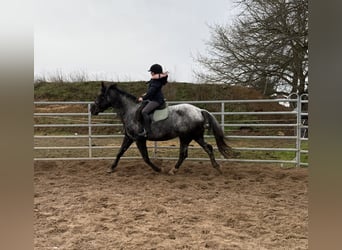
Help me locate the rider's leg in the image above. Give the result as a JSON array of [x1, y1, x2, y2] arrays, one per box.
[[141, 112, 152, 135], [138, 101, 160, 137]]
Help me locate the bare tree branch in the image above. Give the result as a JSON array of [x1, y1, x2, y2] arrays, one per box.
[[195, 0, 308, 96]]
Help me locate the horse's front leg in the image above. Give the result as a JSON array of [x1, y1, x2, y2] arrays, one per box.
[[135, 139, 162, 173], [107, 134, 134, 173]]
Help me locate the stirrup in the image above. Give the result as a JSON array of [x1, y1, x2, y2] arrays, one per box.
[[137, 128, 147, 137]]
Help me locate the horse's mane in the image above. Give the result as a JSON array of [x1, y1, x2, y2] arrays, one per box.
[[107, 84, 139, 103]]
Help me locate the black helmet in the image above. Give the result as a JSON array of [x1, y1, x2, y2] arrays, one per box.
[[148, 64, 163, 74]]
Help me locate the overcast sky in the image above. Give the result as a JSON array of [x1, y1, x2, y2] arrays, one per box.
[[34, 0, 238, 83]]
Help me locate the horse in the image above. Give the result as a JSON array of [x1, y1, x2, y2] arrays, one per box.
[[90, 82, 233, 175]]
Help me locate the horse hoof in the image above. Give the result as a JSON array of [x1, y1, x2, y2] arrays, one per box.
[[106, 168, 114, 174], [168, 168, 177, 175], [215, 166, 223, 174]]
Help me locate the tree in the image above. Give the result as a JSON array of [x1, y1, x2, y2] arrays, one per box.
[[196, 0, 308, 96]]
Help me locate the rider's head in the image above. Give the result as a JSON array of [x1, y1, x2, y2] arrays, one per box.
[[148, 64, 163, 74]]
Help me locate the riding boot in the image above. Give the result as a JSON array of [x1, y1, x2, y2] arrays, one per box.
[[137, 112, 151, 137], [142, 112, 152, 135]]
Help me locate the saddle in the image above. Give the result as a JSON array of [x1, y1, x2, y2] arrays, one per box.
[[135, 102, 169, 123], [152, 103, 169, 122]]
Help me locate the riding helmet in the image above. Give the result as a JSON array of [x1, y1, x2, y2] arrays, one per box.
[[148, 64, 163, 74]]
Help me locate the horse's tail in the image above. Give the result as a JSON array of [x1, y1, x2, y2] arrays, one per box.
[[201, 110, 234, 158]]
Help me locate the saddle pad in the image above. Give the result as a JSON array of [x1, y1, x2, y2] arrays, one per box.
[[153, 106, 169, 122]]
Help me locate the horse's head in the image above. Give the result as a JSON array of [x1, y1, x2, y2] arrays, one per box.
[[90, 82, 112, 115]]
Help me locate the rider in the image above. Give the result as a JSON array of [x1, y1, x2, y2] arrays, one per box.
[[137, 64, 168, 137]]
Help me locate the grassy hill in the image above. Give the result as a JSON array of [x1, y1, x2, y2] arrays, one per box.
[[34, 81, 290, 113], [34, 81, 271, 101]]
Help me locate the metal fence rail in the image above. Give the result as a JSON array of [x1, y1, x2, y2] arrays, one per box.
[[34, 94, 308, 166]]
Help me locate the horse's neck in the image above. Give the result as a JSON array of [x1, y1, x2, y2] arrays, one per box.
[[116, 96, 138, 120], [107, 88, 139, 122]]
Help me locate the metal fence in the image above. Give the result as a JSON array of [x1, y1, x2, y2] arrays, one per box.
[[34, 94, 308, 167]]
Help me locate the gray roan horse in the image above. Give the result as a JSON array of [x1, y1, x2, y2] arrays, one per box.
[[91, 82, 233, 175]]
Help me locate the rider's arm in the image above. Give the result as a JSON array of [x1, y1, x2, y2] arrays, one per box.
[[150, 72, 168, 79]]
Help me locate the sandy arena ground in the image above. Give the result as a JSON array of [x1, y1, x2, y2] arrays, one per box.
[[34, 160, 308, 249]]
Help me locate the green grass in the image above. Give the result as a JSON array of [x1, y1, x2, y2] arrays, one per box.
[[34, 81, 291, 105]]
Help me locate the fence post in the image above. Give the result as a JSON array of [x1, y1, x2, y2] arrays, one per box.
[[299, 94, 309, 167], [296, 95, 301, 167], [88, 103, 92, 158], [153, 141, 157, 159], [221, 102, 225, 131], [221, 102, 225, 159]]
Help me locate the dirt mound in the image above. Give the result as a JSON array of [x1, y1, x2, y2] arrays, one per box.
[[34, 160, 308, 249]]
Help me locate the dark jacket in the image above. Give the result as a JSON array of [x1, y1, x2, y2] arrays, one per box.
[[142, 76, 167, 104]]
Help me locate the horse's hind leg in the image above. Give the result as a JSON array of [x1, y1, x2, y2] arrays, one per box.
[[169, 137, 191, 175], [136, 139, 162, 173], [195, 136, 222, 174], [108, 134, 134, 173]]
